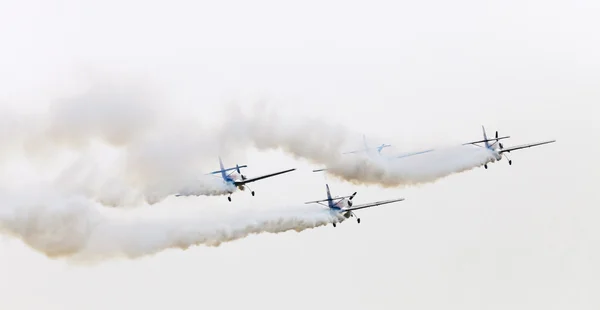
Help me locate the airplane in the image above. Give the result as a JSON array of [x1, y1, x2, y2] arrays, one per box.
[[463, 125, 556, 169], [305, 184, 405, 227], [176, 157, 296, 202], [342, 134, 392, 155], [311, 135, 434, 172]]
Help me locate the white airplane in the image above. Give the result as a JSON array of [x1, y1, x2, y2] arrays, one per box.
[[342, 134, 434, 158], [463, 126, 556, 169], [305, 184, 405, 227], [342, 134, 392, 155], [176, 157, 296, 202], [312, 135, 434, 172]]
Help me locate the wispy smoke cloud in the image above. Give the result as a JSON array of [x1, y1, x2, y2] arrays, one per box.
[[1, 79, 496, 205], [1, 76, 240, 206], [0, 78, 498, 263]]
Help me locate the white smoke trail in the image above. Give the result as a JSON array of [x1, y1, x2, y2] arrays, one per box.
[[218, 103, 498, 187], [0, 186, 342, 263], [53, 153, 234, 207], [0, 76, 242, 206], [321, 145, 496, 187]]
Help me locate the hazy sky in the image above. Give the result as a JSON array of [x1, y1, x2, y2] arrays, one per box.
[[1, 0, 599, 309]]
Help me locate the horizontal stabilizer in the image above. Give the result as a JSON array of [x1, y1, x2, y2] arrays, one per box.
[[207, 165, 248, 175], [342, 145, 391, 154], [304, 198, 330, 204], [305, 194, 355, 204], [462, 136, 510, 145]]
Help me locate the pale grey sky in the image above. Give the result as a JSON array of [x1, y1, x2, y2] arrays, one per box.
[[1, 0, 599, 309]]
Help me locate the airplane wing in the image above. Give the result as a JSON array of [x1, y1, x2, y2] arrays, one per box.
[[233, 168, 296, 186], [207, 165, 248, 175], [342, 146, 390, 154], [341, 150, 363, 154], [396, 149, 434, 158], [342, 198, 405, 211], [312, 168, 328, 172], [304, 198, 330, 204], [498, 140, 556, 153], [462, 136, 510, 145], [305, 195, 353, 204]]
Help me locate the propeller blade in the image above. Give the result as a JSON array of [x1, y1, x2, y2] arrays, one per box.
[[350, 192, 357, 200], [495, 131, 498, 139]]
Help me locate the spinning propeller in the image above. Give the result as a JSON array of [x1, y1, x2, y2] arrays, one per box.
[[232, 164, 248, 180], [489, 131, 504, 149], [496, 131, 504, 149], [347, 191, 357, 206], [492, 131, 513, 165]]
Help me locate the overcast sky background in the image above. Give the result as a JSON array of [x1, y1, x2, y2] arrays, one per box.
[[1, 0, 599, 309]]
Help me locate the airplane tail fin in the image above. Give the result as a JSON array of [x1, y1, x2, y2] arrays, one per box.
[[482, 125, 490, 148], [326, 184, 333, 208], [218, 156, 227, 179]]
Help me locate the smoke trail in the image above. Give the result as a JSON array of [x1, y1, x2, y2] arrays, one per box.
[[218, 103, 497, 187], [53, 151, 233, 207], [0, 187, 342, 263], [0, 76, 242, 206], [0, 77, 162, 164], [320, 145, 496, 187]]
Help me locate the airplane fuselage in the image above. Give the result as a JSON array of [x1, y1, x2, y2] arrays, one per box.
[[481, 147, 503, 170], [222, 179, 237, 193], [328, 208, 352, 225], [488, 147, 503, 161], [328, 198, 355, 220], [222, 176, 245, 193]]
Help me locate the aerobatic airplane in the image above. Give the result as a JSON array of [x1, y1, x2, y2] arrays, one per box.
[[176, 157, 296, 202], [305, 184, 405, 227], [463, 126, 556, 169], [312, 135, 434, 172], [342, 134, 392, 155], [342, 134, 434, 158]]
